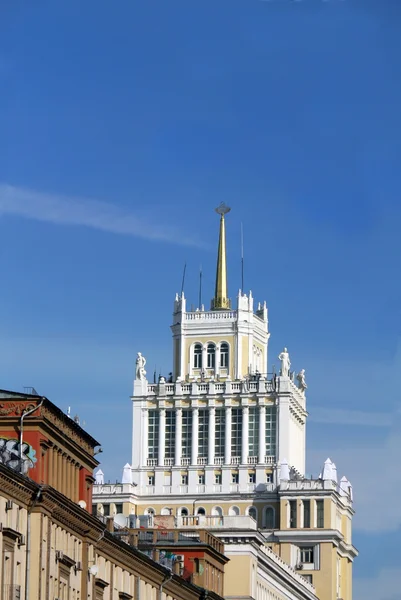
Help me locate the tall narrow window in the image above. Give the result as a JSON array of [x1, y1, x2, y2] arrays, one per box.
[[198, 409, 209, 458], [182, 410, 192, 459], [207, 343, 216, 368], [148, 410, 159, 459], [264, 506, 275, 529], [248, 407, 259, 457], [316, 500, 324, 528], [303, 500, 311, 528], [289, 500, 297, 528], [231, 408, 243, 459], [265, 406, 277, 459], [220, 343, 229, 368], [194, 344, 202, 369], [215, 409, 226, 459], [165, 410, 176, 460]]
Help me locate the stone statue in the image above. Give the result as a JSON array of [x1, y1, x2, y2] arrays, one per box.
[[278, 347, 291, 377], [136, 352, 147, 380], [296, 369, 307, 392]]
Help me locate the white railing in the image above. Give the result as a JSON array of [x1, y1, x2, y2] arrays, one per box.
[[144, 379, 275, 397], [197, 457, 208, 465], [265, 455, 275, 465], [215, 457, 224, 465], [230, 484, 240, 493], [181, 457, 191, 466], [196, 484, 206, 493], [164, 458, 174, 467], [213, 484, 222, 493], [231, 456, 240, 465], [248, 456, 258, 464], [185, 311, 237, 321], [176, 515, 257, 530], [179, 485, 188, 494], [147, 458, 158, 467], [247, 484, 256, 492]]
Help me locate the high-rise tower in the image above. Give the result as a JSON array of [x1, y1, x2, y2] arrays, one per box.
[[94, 207, 357, 600]]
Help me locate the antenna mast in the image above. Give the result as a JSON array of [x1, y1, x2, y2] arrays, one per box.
[[199, 265, 202, 309], [180, 262, 187, 295]]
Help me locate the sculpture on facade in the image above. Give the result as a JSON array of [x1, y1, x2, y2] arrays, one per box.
[[135, 352, 147, 380], [296, 369, 307, 392], [278, 347, 291, 377]]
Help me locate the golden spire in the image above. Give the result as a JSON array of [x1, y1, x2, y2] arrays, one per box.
[[211, 203, 231, 310]]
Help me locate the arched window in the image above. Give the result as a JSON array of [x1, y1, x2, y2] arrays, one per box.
[[248, 506, 257, 521], [229, 506, 240, 516], [161, 507, 172, 516], [194, 344, 202, 369], [145, 507, 155, 517], [180, 507, 189, 517], [196, 507, 206, 516], [207, 343, 216, 368], [220, 342, 229, 368], [211, 506, 223, 517], [263, 506, 275, 529]]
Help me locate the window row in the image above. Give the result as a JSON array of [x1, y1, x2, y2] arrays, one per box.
[[289, 499, 324, 529], [143, 504, 276, 527], [193, 342, 229, 369]]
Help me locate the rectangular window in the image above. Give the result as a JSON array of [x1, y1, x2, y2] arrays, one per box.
[[231, 472, 239, 484], [248, 407, 259, 457], [289, 500, 297, 528], [198, 409, 209, 458], [303, 500, 310, 528], [148, 410, 159, 459], [316, 500, 324, 528], [248, 472, 256, 483], [181, 474, 188, 485], [182, 410, 192, 458], [215, 473, 222, 484], [265, 406, 277, 458], [165, 410, 176, 459], [103, 504, 110, 517], [198, 474, 205, 484], [266, 472, 273, 483], [215, 409, 225, 458], [148, 475, 155, 486], [115, 504, 123, 514], [300, 546, 314, 564], [231, 408, 243, 459]]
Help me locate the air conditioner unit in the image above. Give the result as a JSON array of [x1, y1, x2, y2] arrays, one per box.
[[56, 550, 64, 562], [5, 500, 13, 511], [75, 561, 83, 572], [18, 534, 26, 547], [174, 555, 185, 563], [296, 562, 303, 570]]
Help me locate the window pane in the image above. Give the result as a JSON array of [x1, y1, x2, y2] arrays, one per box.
[[248, 407, 259, 457], [316, 500, 324, 528], [148, 410, 160, 459], [165, 410, 176, 459], [289, 500, 297, 528], [303, 500, 310, 528], [198, 409, 209, 458], [182, 410, 192, 458], [231, 408, 243, 458], [194, 344, 202, 368], [207, 344, 216, 368], [220, 343, 229, 368], [265, 406, 277, 459], [215, 409, 225, 458]]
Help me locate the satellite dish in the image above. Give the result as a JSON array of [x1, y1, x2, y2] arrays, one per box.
[[78, 500, 87, 510], [114, 514, 128, 528], [89, 565, 99, 576]]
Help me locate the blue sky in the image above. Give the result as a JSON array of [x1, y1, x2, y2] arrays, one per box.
[[1, 1, 400, 598]]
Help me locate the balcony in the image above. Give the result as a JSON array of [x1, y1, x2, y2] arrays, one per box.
[[230, 456, 240, 465], [147, 458, 157, 467], [247, 456, 258, 465], [144, 379, 275, 397], [181, 457, 191, 466], [197, 457, 208, 466], [176, 515, 257, 530], [265, 456, 275, 465], [196, 484, 206, 493], [164, 458, 174, 467], [215, 457, 224, 465]]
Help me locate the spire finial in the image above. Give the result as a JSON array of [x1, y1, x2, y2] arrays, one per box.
[[211, 203, 231, 310]]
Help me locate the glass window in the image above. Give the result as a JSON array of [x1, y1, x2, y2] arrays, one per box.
[[264, 507, 274, 529], [231, 472, 239, 484], [198, 409, 209, 458], [103, 504, 110, 517], [148, 410, 159, 459], [231, 408, 243, 459], [198, 474, 205, 484], [215, 409, 225, 458], [215, 473, 222, 484], [303, 500, 311, 528], [207, 343, 216, 368], [148, 475, 155, 485], [115, 504, 123, 514], [266, 472, 273, 483], [316, 500, 324, 528], [265, 406, 277, 459], [181, 474, 188, 485], [248, 407, 259, 457], [194, 344, 202, 369], [248, 507, 257, 520], [289, 500, 297, 528], [182, 410, 192, 458], [165, 410, 176, 459], [300, 546, 314, 564], [220, 343, 229, 368], [248, 472, 256, 483]]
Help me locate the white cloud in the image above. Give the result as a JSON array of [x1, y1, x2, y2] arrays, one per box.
[[354, 567, 401, 600], [0, 184, 203, 247]]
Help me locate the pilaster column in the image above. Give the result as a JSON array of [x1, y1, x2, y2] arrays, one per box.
[[175, 408, 183, 466], [158, 409, 166, 467], [192, 408, 199, 465], [208, 407, 216, 465], [225, 407, 232, 465], [242, 406, 249, 465], [259, 405, 266, 464], [70, 460, 75, 500], [142, 409, 149, 468], [48, 445, 54, 486], [75, 464, 80, 502]]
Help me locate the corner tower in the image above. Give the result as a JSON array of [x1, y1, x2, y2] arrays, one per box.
[[171, 204, 269, 382]]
